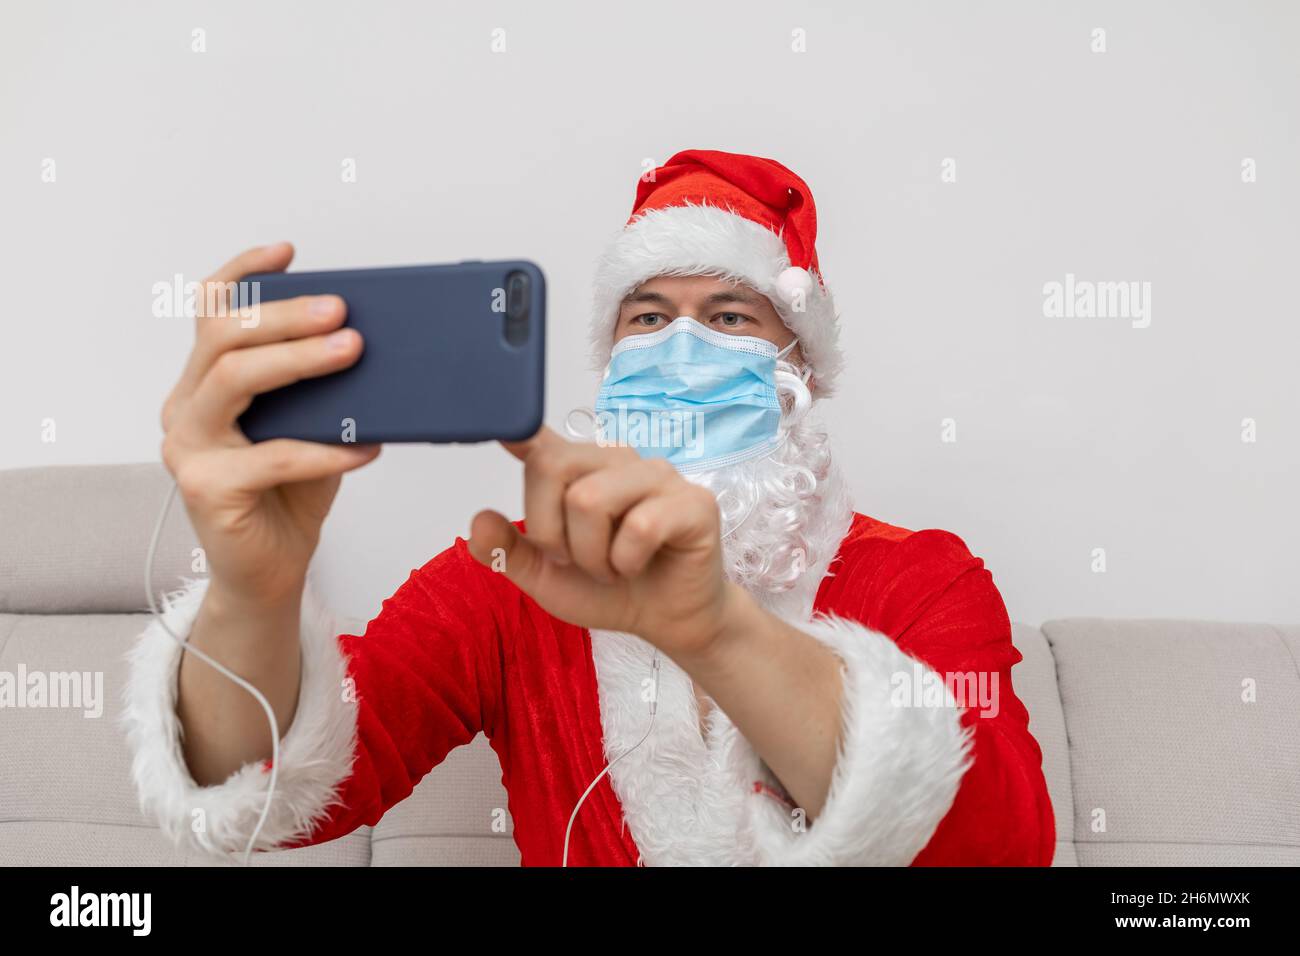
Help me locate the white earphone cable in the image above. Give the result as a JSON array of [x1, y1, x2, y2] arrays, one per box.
[[562, 649, 660, 867], [145, 479, 279, 867]]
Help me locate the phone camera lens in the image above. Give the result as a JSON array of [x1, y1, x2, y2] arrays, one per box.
[[503, 271, 531, 346], [507, 273, 529, 319]]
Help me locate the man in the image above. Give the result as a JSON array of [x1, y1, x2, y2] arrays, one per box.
[[123, 149, 1054, 866]]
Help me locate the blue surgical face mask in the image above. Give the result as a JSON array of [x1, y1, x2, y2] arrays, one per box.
[[593, 316, 796, 473]]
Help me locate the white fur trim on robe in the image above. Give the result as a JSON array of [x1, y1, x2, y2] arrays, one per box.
[[734, 614, 975, 866], [119, 576, 357, 859]]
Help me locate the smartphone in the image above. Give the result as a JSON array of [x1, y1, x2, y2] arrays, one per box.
[[234, 261, 545, 444]]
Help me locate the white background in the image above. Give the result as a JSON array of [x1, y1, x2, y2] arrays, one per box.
[[2, 0, 1296, 625]]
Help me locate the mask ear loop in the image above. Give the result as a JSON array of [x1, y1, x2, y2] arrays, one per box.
[[773, 337, 811, 431], [564, 407, 600, 442], [719, 492, 758, 540]]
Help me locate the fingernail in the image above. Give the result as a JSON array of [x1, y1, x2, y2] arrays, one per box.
[[312, 296, 340, 316], [326, 329, 355, 351]]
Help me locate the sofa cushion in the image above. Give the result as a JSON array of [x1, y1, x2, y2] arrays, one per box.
[[0, 464, 198, 614], [370, 738, 520, 866], [0, 610, 369, 866], [1045, 618, 1300, 865]]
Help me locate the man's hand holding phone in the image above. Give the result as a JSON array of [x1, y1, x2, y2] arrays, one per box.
[[162, 243, 382, 611], [160, 243, 380, 786]]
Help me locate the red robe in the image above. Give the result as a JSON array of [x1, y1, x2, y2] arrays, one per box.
[[268, 512, 1055, 866]]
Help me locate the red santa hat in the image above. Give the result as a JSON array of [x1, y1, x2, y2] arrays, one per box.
[[590, 149, 843, 394]]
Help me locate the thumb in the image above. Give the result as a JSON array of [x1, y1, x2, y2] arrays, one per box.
[[467, 510, 545, 592]]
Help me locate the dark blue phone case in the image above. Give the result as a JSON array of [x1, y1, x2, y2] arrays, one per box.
[[235, 260, 545, 444]]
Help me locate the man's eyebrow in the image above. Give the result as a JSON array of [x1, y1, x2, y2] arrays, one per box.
[[621, 290, 674, 307], [620, 286, 764, 308], [702, 288, 763, 307]]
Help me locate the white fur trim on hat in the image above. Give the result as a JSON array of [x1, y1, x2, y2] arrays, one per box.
[[590, 203, 844, 395], [737, 614, 975, 865], [119, 576, 358, 860]]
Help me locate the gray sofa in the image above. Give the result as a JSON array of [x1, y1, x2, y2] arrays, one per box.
[[2, 463, 1296, 866]]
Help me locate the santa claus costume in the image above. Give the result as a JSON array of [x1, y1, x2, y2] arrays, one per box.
[[122, 150, 1055, 867]]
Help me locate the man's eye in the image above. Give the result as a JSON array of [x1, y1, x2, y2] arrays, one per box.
[[714, 313, 750, 328], [633, 313, 667, 327]]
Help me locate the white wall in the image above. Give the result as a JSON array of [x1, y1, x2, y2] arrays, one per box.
[[2, 0, 1296, 625]]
